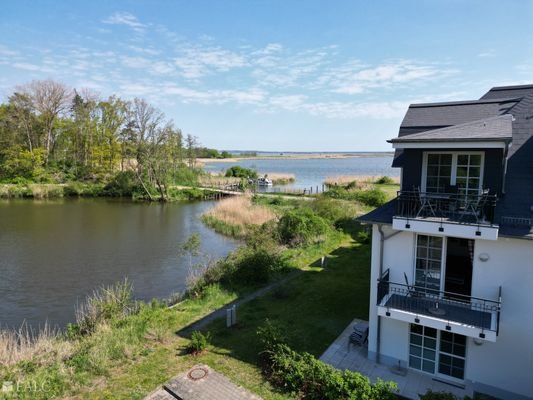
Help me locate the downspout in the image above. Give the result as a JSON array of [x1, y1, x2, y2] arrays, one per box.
[[376, 224, 401, 364]]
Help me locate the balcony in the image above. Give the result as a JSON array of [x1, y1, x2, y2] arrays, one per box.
[[377, 270, 502, 342], [392, 190, 499, 240]]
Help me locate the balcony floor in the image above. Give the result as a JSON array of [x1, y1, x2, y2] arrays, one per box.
[[383, 294, 492, 329], [320, 318, 474, 400]]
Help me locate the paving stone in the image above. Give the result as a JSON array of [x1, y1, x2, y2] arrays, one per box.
[[145, 365, 262, 400], [319, 318, 473, 400]]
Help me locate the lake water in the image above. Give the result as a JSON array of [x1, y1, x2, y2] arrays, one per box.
[[203, 154, 398, 191], [0, 198, 237, 330], [1, 154, 397, 331]]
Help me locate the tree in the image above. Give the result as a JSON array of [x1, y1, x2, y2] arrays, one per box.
[[185, 134, 199, 168], [17, 80, 71, 165]]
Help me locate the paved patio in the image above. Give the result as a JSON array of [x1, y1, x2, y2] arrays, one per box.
[[145, 365, 262, 400], [320, 318, 474, 400]]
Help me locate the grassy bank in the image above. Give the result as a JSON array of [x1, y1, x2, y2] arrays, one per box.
[[1, 187, 376, 399], [0, 227, 360, 399]]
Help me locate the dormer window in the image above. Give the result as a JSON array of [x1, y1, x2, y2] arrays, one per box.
[[422, 152, 483, 197]]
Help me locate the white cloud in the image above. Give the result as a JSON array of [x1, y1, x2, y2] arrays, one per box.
[[478, 49, 497, 58], [163, 85, 265, 105], [327, 60, 452, 94], [173, 45, 247, 79], [12, 62, 42, 71], [102, 12, 147, 33]]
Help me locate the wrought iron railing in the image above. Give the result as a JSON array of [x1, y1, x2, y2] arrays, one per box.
[[377, 278, 502, 334], [395, 190, 497, 225]]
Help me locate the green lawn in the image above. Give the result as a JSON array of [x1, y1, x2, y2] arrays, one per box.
[[202, 237, 371, 361]]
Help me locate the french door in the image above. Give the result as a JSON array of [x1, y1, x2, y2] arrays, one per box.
[[423, 152, 484, 198], [409, 324, 467, 381], [414, 234, 474, 297]]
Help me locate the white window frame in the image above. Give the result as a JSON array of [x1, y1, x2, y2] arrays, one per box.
[[409, 324, 468, 383], [414, 234, 447, 293], [420, 151, 485, 193]]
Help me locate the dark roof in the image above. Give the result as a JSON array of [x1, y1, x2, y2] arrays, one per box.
[[358, 199, 396, 225], [480, 84, 533, 100], [398, 98, 520, 133], [390, 115, 513, 143], [362, 84, 533, 240]]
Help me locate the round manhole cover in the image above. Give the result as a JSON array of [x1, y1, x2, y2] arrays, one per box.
[[188, 367, 208, 381]]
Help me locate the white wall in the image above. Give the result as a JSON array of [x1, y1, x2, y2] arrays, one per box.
[[369, 225, 533, 399], [467, 237, 533, 399], [368, 224, 414, 363]]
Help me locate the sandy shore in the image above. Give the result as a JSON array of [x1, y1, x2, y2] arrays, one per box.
[[198, 152, 392, 164]]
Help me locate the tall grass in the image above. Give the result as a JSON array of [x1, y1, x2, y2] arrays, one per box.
[[324, 175, 399, 186], [75, 279, 136, 335], [0, 323, 72, 367], [259, 172, 295, 185], [203, 195, 276, 227]]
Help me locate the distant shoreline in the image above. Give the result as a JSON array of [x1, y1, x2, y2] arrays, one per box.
[[198, 152, 393, 163]]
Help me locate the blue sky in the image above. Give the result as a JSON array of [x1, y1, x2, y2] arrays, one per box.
[[1, 1, 532, 151]]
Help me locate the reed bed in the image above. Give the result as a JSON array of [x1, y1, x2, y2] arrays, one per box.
[[0, 323, 72, 366], [198, 174, 241, 188], [324, 175, 399, 187], [203, 195, 276, 227], [260, 172, 296, 185]]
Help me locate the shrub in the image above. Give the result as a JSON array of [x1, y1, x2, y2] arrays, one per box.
[[103, 171, 140, 197], [230, 247, 288, 284], [311, 197, 358, 224], [356, 230, 371, 244], [375, 176, 395, 185], [278, 208, 331, 247], [188, 330, 211, 354], [225, 165, 258, 179], [75, 279, 136, 335], [173, 166, 200, 186], [264, 343, 397, 400], [354, 188, 387, 207]]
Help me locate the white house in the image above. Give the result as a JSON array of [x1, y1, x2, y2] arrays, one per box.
[[360, 84, 533, 400]]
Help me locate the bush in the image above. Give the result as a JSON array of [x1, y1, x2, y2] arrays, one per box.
[[311, 197, 358, 224], [188, 330, 211, 354], [103, 171, 141, 197], [278, 208, 331, 247], [356, 230, 371, 244], [354, 188, 387, 207], [173, 166, 200, 186], [375, 176, 395, 185], [225, 165, 258, 179], [264, 343, 396, 400], [229, 247, 288, 284]]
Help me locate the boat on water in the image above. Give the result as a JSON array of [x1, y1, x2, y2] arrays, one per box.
[[257, 176, 273, 186]]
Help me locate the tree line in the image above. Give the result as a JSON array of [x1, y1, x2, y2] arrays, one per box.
[[0, 79, 229, 200]]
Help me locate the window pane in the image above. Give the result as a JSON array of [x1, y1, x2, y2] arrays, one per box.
[[457, 155, 469, 165], [410, 345, 422, 357], [441, 154, 452, 165], [423, 360, 435, 373], [469, 166, 480, 178], [411, 324, 423, 335], [410, 356, 421, 369], [424, 337, 436, 349], [456, 166, 467, 177], [427, 154, 440, 165], [425, 327, 437, 338], [452, 367, 464, 379], [470, 155, 481, 165], [423, 349, 436, 360], [410, 334, 422, 346]]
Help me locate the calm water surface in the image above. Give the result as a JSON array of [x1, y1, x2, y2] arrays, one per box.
[[204, 154, 398, 190], [0, 198, 237, 329]]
